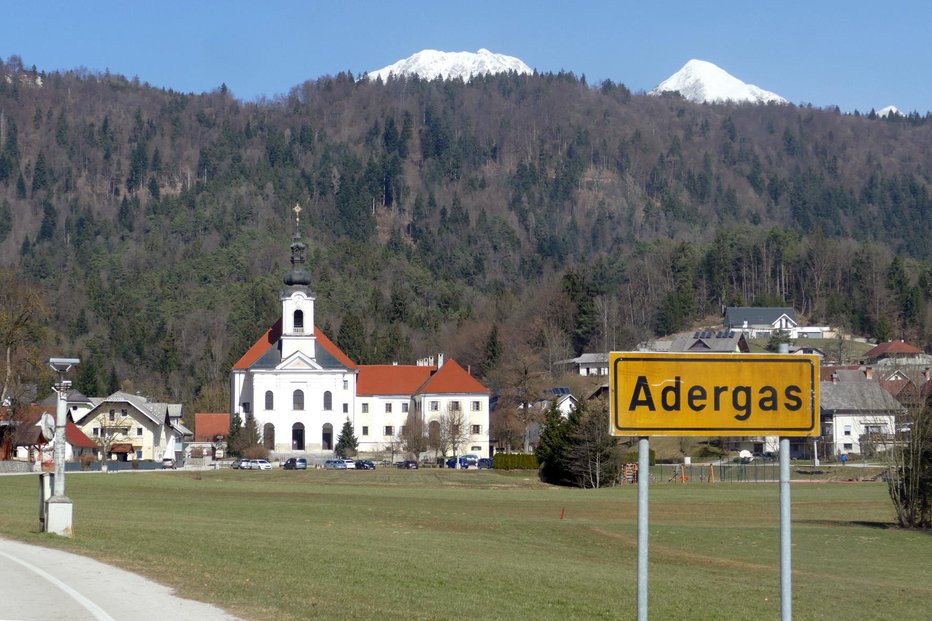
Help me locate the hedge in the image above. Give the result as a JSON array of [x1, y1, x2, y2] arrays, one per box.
[[492, 453, 539, 470]]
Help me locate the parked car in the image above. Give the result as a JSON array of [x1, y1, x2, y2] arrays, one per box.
[[355, 460, 376, 470], [283, 457, 307, 470], [324, 459, 347, 469], [397, 460, 419, 469], [458, 454, 479, 469], [231, 457, 247, 469], [249, 459, 272, 470], [341, 459, 356, 469], [161, 457, 176, 470], [477, 458, 493, 469], [445, 458, 457, 468]]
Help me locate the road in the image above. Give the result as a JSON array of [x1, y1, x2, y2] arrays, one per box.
[[0, 537, 242, 621]]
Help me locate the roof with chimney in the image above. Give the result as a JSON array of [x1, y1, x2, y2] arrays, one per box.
[[862, 340, 924, 361]]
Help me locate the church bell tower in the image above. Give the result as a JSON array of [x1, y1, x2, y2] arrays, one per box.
[[280, 203, 316, 360]]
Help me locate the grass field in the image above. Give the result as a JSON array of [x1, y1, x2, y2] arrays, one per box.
[[1, 469, 929, 620]]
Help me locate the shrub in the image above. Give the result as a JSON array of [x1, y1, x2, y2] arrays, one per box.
[[79, 453, 95, 471], [621, 449, 656, 466], [242, 444, 270, 460], [493, 453, 539, 470]]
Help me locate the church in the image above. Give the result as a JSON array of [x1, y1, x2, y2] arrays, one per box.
[[229, 206, 490, 461]]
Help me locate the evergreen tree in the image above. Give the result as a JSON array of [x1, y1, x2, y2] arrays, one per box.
[[228, 411, 243, 456], [335, 418, 358, 458], [337, 312, 367, 363], [107, 367, 120, 394], [75, 356, 101, 396], [536, 402, 574, 485], [483, 324, 502, 376]]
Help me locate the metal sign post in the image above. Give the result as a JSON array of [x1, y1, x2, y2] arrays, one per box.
[[637, 436, 649, 621], [609, 352, 820, 620]]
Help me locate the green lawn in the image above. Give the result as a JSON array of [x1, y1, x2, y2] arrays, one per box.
[[1, 469, 929, 620]]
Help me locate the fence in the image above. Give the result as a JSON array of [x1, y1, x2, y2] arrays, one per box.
[[633, 461, 781, 484]]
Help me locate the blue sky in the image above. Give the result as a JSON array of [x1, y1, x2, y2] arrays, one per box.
[[3, 1, 930, 113]]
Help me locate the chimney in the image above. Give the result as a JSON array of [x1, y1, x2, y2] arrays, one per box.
[[865, 367, 873, 380], [437, 353, 445, 367]]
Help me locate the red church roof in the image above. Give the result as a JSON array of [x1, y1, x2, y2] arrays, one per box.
[[232, 319, 356, 370], [417, 359, 489, 395]]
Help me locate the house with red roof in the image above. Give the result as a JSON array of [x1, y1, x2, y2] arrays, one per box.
[[230, 214, 490, 460]]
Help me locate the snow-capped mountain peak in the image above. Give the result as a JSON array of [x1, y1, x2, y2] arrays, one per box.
[[368, 49, 532, 82], [877, 105, 901, 118], [649, 59, 786, 105]]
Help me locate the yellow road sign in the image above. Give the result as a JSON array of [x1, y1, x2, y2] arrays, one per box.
[[610, 352, 820, 436]]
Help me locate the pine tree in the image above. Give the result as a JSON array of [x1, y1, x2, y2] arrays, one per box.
[[483, 324, 502, 376], [536, 402, 574, 485], [228, 412, 243, 456], [335, 418, 358, 458]]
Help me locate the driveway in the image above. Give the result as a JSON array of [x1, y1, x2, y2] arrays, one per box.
[[0, 537, 242, 621]]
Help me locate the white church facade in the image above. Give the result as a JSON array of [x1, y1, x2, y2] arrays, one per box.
[[229, 209, 490, 460]]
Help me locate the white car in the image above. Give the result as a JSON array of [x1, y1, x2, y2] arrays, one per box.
[[249, 459, 272, 470], [341, 459, 356, 469]]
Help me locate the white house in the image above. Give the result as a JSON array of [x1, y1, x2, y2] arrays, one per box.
[[819, 379, 902, 456]]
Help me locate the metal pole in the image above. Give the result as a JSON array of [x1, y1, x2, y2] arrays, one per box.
[[780, 437, 791, 621], [637, 436, 649, 621]]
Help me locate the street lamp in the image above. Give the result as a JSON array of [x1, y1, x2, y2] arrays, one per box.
[[46, 357, 79, 537]]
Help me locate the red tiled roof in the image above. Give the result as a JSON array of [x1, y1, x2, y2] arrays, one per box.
[[194, 413, 230, 442], [315, 327, 357, 369], [863, 340, 923, 358], [65, 420, 96, 448], [357, 365, 436, 396], [417, 359, 489, 395], [233, 319, 282, 370], [232, 319, 356, 370]]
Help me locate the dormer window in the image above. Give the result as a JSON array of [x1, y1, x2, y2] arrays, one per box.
[[294, 310, 304, 334]]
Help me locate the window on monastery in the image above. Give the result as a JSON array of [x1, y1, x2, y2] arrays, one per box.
[[362, 426, 369, 436], [385, 403, 392, 413], [324, 391, 332, 411], [450, 401, 461, 412], [294, 309, 304, 333], [471, 425, 481, 435], [384, 426, 393, 436], [342, 403, 348, 414], [265, 391, 274, 410], [471, 401, 481, 411], [293, 390, 304, 410], [362, 403, 369, 414], [402, 403, 409, 413], [429, 401, 439, 411]]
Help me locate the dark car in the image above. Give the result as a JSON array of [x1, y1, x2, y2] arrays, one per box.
[[355, 460, 376, 470], [477, 458, 493, 469], [283, 457, 307, 470], [445, 458, 457, 468], [397, 460, 419, 469]]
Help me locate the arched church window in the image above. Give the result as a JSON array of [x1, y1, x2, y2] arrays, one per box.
[[265, 391, 274, 410], [294, 309, 304, 333], [293, 389, 304, 410], [263, 423, 275, 450], [323, 391, 332, 411]]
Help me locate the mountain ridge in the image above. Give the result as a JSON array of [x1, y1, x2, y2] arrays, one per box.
[[369, 48, 532, 82], [650, 59, 786, 105]]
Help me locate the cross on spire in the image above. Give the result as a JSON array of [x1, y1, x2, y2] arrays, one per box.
[[293, 202, 302, 232]]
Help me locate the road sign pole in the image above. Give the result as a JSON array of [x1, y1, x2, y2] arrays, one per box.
[[637, 436, 649, 621], [780, 437, 791, 621]]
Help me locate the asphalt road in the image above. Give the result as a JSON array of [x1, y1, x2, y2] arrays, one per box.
[[0, 537, 242, 621]]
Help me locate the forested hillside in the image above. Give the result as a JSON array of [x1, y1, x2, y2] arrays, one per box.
[[0, 55, 930, 410]]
